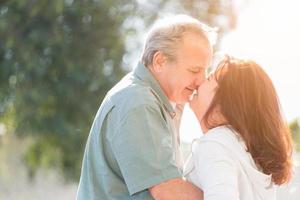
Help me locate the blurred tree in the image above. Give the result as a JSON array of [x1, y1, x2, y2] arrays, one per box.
[[0, 0, 237, 181], [0, 0, 140, 180], [290, 118, 300, 152]]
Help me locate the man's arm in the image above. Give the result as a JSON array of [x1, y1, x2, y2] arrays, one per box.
[[149, 178, 203, 200]]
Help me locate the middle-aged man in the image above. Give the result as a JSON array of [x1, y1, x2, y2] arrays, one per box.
[[77, 14, 215, 200]]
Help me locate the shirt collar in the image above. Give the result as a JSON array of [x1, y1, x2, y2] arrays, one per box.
[[133, 61, 176, 118]]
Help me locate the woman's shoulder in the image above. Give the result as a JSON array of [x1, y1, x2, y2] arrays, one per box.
[[191, 125, 250, 165], [186, 126, 275, 198], [190, 126, 238, 161], [184, 126, 240, 179]]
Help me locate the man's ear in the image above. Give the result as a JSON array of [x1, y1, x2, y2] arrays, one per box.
[[151, 51, 167, 73]]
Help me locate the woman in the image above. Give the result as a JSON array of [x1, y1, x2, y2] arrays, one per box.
[[183, 56, 293, 200]]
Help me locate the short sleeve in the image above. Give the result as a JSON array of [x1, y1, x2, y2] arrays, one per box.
[[110, 104, 181, 195], [192, 140, 240, 200]]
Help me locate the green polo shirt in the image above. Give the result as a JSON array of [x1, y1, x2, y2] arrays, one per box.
[[77, 62, 182, 200]]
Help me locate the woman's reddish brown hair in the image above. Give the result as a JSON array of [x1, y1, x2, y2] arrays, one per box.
[[203, 56, 293, 185]]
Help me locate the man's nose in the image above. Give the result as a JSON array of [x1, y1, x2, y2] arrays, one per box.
[[194, 73, 206, 87]]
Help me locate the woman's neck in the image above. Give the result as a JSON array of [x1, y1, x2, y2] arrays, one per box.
[[200, 111, 227, 134]]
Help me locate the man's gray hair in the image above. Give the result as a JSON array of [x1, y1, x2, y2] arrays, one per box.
[[141, 14, 217, 67]]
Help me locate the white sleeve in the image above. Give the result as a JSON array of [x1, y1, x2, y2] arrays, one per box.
[[192, 140, 240, 200]]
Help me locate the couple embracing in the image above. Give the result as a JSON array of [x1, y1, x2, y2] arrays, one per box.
[[77, 15, 292, 200]]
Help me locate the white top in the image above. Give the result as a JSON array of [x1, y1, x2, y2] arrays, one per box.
[[183, 126, 276, 200]]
